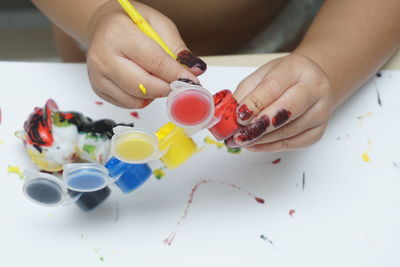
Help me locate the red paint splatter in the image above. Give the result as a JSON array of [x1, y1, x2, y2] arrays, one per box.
[[130, 111, 140, 119], [255, 197, 265, 204], [289, 209, 296, 216], [272, 158, 281, 164], [95, 101, 103, 105], [163, 179, 264, 246]]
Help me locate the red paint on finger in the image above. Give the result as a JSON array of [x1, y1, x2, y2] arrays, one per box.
[[177, 50, 207, 71], [272, 109, 292, 127], [142, 99, 151, 108], [237, 104, 253, 121], [235, 115, 270, 143]]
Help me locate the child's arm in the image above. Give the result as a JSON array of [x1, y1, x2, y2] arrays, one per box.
[[227, 0, 400, 152], [32, 0, 205, 109]]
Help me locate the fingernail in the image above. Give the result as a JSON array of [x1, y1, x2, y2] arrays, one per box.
[[235, 115, 270, 143], [237, 104, 253, 121], [177, 78, 201, 86], [224, 137, 240, 148], [177, 50, 207, 72], [271, 109, 292, 127]]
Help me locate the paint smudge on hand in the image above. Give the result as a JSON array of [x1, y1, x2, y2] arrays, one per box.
[[235, 115, 270, 143], [177, 50, 207, 71], [163, 179, 265, 246], [237, 104, 253, 121], [138, 83, 147, 95], [271, 109, 292, 127], [153, 168, 166, 180], [289, 209, 296, 216], [130, 111, 140, 119], [7, 165, 24, 179]]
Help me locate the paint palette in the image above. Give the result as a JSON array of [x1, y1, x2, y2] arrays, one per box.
[[18, 79, 242, 212]]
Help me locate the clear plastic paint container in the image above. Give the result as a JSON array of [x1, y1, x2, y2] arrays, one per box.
[[167, 80, 217, 132], [62, 163, 112, 192], [110, 126, 164, 164], [23, 169, 111, 211], [155, 122, 197, 169], [105, 157, 152, 193]]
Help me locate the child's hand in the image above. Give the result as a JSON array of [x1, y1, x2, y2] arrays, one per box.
[[86, 1, 206, 109], [226, 53, 333, 152]]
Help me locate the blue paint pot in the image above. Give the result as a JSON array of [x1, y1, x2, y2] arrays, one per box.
[[63, 163, 111, 192], [105, 157, 152, 193], [23, 170, 68, 207], [67, 187, 111, 212], [23, 170, 111, 212]]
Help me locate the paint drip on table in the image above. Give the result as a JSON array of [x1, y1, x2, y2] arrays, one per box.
[[163, 179, 265, 246]]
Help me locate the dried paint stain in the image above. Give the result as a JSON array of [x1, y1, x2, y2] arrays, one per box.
[[163, 179, 265, 246], [153, 168, 166, 180], [272, 158, 281, 164], [95, 101, 103, 105], [227, 147, 242, 154], [204, 136, 225, 149], [289, 209, 296, 216], [130, 111, 139, 119], [7, 165, 24, 179]]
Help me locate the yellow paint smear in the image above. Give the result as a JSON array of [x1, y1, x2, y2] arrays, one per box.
[[0, 139, 4, 144], [153, 168, 166, 179], [7, 165, 24, 179], [204, 136, 225, 149], [361, 152, 370, 162], [138, 83, 147, 95], [115, 133, 155, 161]]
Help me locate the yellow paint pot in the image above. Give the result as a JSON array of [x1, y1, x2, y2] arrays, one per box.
[[111, 126, 160, 163], [156, 122, 197, 169]]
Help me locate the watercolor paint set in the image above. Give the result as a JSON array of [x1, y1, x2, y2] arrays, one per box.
[[17, 79, 242, 212]]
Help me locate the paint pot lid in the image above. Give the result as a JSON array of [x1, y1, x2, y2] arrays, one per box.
[[62, 163, 111, 192], [110, 126, 162, 164], [167, 80, 216, 129], [23, 169, 68, 207]]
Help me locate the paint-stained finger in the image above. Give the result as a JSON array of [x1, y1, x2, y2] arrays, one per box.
[[235, 63, 300, 125], [109, 55, 171, 98], [246, 124, 326, 152], [94, 77, 151, 109], [249, 102, 329, 145], [232, 82, 318, 146]]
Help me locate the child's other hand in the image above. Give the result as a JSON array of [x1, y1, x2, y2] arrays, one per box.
[[226, 53, 333, 152], [86, 1, 206, 109]]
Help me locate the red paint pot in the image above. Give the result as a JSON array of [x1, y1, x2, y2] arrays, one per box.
[[208, 90, 240, 140]]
